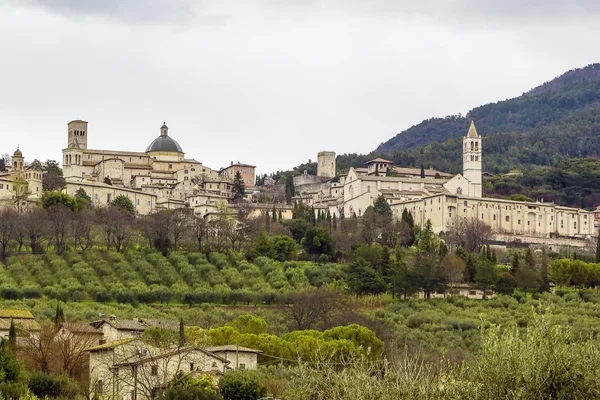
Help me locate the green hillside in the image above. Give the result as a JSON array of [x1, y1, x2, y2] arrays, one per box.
[[376, 63, 600, 153]]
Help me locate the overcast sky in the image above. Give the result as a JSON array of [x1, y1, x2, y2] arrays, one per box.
[[1, 0, 599, 174]]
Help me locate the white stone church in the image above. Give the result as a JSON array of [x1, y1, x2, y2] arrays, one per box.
[[295, 122, 595, 244]]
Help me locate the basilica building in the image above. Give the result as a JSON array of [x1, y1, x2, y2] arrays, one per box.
[[62, 120, 255, 215], [294, 122, 595, 247]]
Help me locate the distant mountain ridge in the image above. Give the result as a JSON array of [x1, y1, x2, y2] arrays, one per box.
[[375, 63, 600, 154]]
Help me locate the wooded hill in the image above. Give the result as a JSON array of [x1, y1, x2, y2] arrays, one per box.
[[318, 64, 600, 208], [376, 63, 600, 153]]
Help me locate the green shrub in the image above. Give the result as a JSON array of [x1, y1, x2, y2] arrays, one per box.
[[219, 371, 267, 400], [27, 372, 79, 399], [161, 385, 218, 400]]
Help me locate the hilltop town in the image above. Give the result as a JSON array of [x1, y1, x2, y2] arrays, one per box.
[[1, 119, 595, 252]]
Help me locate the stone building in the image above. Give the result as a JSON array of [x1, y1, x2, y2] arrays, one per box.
[[391, 193, 594, 238], [61, 120, 255, 215], [87, 338, 261, 400], [295, 122, 595, 244], [0, 148, 43, 211]]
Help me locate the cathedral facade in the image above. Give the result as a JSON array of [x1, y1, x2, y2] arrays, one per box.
[[62, 120, 255, 215]]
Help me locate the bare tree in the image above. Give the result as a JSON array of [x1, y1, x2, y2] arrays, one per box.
[[0, 208, 16, 258], [440, 254, 466, 291], [140, 210, 174, 255], [46, 205, 72, 254], [72, 209, 95, 250], [11, 212, 27, 253], [209, 219, 230, 252], [445, 217, 492, 253], [99, 206, 133, 252], [55, 323, 102, 381], [282, 287, 349, 330], [25, 208, 48, 254], [22, 322, 57, 373], [191, 213, 209, 253], [171, 208, 191, 250]]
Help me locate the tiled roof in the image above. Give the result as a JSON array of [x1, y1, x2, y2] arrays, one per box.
[[0, 318, 41, 332], [141, 319, 180, 331], [0, 309, 35, 319], [87, 338, 135, 352], [60, 322, 103, 334], [358, 175, 449, 184], [115, 346, 230, 367], [364, 158, 394, 164], [93, 318, 180, 332], [206, 345, 262, 354]]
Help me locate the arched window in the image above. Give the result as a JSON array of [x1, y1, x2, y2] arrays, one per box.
[[457, 187, 462, 195], [470, 141, 474, 151], [475, 142, 479, 151]]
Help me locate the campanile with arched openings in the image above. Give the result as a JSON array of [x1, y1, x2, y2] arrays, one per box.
[[463, 120, 482, 197]]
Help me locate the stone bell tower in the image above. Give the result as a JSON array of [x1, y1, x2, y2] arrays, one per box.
[[67, 120, 88, 149], [462, 120, 482, 198]]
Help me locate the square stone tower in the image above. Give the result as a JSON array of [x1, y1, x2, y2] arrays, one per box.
[[68, 120, 88, 149], [317, 151, 336, 178]]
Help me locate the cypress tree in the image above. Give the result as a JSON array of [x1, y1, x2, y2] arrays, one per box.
[[271, 205, 277, 223], [332, 214, 337, 230], [596, 234, 600, 263], [466, 254, 476, 283], [525, 248, 535, 269], [232, 171, 246, 202], [54, 302, 65, 325], [179, 317, 185, 347], [539, 247, 550, 292], [8, 319, 16, 351], [278, 209, 283, 223], [420, 163, 425, 178], [511, 253, 520, 274]]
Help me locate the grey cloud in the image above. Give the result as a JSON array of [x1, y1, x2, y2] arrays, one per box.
[[7, 0, 600, 26], [262, 0, 600, 24], [3, 0, 229, 25]]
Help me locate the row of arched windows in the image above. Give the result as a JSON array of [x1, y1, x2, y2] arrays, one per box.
[[65, 154, 81, 165], [465, 141, 480, 151]]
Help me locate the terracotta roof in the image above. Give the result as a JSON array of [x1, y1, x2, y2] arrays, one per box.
[[364, 158, 394, 165], [60, 322, 103, 335], [220, 163, 256, 171], [91, 318, 181, 332], [358, 175, 449, 184], [0, 310, 35, 319], [141, 319, 180, 331], [393, 167, 452, 177], [115, 346, 230, 367], [0, 318, 41, 332], [87, 338, 135, 352], [206, 345, 262, 354]]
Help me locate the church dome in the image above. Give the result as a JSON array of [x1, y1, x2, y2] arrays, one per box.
[[145, 136, 183, 153], [145, 122, 183, 153], [13, 148, 22, 157]]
